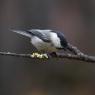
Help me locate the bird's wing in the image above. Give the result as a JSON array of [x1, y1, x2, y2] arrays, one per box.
[[28, 29, 51, 42]]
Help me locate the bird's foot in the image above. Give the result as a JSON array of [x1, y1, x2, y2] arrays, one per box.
[[31, 52, 49, 59], [50, 52, 57, 57]]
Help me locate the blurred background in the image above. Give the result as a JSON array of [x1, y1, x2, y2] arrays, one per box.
[[0, 0, 95, 95]]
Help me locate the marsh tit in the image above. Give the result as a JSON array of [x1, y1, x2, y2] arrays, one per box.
[[11, 29, 72, 55]]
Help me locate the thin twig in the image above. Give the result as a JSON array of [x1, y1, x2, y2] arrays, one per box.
[[56, 53, 95, 63], [0, 44, 95, 63], [0, 51, 31, 58]]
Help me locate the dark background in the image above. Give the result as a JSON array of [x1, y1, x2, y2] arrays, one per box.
[[0, 0, 95, 95]]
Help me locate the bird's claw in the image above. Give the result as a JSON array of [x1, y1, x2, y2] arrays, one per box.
[[30, 52, 49, 59]]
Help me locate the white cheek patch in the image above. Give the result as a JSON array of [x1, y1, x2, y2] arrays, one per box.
[[50, 32, 62, 48]]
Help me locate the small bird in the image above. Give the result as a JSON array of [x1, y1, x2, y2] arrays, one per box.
[[11, 29, 72, 57]]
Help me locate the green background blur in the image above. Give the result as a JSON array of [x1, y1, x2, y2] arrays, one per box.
[[0, 0, 95, 95]]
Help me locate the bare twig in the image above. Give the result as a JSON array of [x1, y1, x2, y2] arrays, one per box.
[[0, 51, 31, 58], [67, 43, 84, 55], [0, 44, 95, 63], [56, 53, 95, 63]]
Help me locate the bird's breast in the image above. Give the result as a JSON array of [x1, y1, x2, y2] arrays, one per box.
[[31, 36, 57, 52]]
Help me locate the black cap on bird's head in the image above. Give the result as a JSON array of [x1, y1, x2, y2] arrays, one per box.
[[51, 30, 68, 50], [58, 33, 67, 47]]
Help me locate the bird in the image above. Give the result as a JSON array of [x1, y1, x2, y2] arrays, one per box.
[[11, 29, 73, 58]]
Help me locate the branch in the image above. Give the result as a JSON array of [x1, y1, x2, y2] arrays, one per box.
[[56, 53, 95, 63], [0, 44, 95, 63]]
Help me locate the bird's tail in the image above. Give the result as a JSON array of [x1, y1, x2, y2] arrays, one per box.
[[11, 29, 32, 38]]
